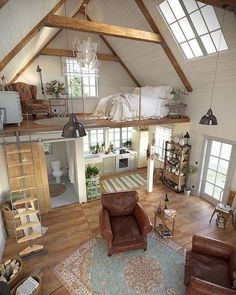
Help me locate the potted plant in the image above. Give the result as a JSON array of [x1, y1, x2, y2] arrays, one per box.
[[123, 139, 132, 149], [85, 165, 100, 200], [183, 164, 198, 197]]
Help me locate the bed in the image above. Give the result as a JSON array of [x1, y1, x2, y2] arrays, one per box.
[[93, 86, 174, 122]]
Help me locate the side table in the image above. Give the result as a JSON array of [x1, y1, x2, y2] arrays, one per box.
[[49, 98, 68, 117], [154, 209, 176, 238]]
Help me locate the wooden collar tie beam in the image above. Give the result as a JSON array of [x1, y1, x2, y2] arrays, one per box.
[[44, 15, 163, 44]]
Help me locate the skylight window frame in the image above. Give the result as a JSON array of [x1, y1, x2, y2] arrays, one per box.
[[158, 0, 228, 60]]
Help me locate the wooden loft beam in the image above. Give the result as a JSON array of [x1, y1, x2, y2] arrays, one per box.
[[134, 0, 193, 92], [0, 0, 8, 9], [197, 0, 236, 9], [8, 0, 89, 83], [0, 0, 67, 72], [44, 15, 163, 44], [40, 48, 120, 62]]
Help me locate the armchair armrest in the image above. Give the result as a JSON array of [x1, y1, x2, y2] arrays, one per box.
[[186, 277, 236, 295], [192, 235, 234, 260], [99, 208, 113, 241], [133, 203, 152, 235]]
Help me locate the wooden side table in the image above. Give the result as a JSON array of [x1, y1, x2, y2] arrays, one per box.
[[49, 98, 68, 117], [154, 209, 176, 238]]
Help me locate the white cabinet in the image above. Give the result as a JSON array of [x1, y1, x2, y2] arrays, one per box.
[[0, 91, 23, 125], [102, 156, 116, 174]]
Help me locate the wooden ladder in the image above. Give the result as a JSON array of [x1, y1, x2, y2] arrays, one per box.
[[4, 131, 44, 257]]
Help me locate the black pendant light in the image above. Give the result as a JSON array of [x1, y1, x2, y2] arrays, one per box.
[[62, 113, 86, 138], [199, 108, 218, 125], [199, 7, 226, 126], [61, 2, 87, 139]]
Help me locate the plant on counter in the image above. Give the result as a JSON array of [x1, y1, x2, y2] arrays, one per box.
[[123, 139, 132, 149], [85, 164, 100, 178]]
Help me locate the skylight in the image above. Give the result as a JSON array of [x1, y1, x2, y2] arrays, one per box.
[[158, 0, 228, 60]]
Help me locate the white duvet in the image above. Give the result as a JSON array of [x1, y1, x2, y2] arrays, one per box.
[[93, 92, 169, 122]]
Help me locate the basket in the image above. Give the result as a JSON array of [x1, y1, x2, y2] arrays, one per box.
[[11, 274, 42, 295], [3, 257, 24, 289], [1, 204, 24, 238]]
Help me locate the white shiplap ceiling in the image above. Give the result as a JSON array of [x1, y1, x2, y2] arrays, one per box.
[[0, 0, 236, 89]]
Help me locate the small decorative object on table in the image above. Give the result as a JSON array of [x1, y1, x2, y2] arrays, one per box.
[[46, 80, 67, 98], [154, 207, 176, 238]]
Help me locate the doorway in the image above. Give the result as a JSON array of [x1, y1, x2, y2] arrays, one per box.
[[200, 137, 235, 205], [43, 139, 79, 208]]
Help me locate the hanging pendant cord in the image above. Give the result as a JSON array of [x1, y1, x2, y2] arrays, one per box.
[[209, 7, 226, 109]]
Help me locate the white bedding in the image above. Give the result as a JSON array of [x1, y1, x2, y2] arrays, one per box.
[[93, 92, 169, 122]]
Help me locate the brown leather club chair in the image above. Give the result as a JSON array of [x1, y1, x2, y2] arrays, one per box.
[[185, 235, 236, 295], [99, 191, 153, 256]]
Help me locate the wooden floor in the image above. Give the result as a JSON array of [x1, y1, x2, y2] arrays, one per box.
[[3, 169, 236, 294], [1, 115, 190, 136]]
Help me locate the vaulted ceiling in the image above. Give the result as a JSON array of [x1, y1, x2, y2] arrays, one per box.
[[0, 0, 236, 92]]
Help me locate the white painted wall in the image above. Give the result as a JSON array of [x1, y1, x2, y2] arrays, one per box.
[[0, 145, 10, 259]]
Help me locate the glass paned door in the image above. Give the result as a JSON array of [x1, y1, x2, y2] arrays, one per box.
[[201, 139, 234, 203]]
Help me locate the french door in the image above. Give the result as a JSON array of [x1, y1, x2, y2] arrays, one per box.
[[201, 138, 235, 204]]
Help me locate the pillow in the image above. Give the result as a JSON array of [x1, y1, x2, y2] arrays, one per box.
[[131, 86, 174, 100]]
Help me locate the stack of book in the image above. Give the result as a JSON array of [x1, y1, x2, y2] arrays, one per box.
[[164, 209, 176, 218], [16, 276, 39, 295]]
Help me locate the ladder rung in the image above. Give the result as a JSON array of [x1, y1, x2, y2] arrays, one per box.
[[6, 149, 31, 155], [14, 210, 39, 219], [11, 186, 36, 193], [10, 174, 35, 180], [13, 197, 37, 206], [8, 161, 33, 167], [19, 244, 44, 257], [16, 221, 41, 231], [17, 232, 42, 244]]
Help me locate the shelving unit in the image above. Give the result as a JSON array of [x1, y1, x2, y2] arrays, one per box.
[[163, 141, 191, 192], [3, 131, 44, 257]]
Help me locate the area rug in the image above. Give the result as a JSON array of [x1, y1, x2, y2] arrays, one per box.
[[49, 183, 67, 198], [34, 117, 97, 126], [101, 174, 146, 193], [54, 233, 185, 295]]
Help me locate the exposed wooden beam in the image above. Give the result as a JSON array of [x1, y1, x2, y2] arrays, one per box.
[[8, 0, 89, 83], [40, 48, 120, 62], [0, 0, 9, 9], [45, 15, 163, 44], [0, 0, 67, 72], [134, 0, 193, 92], [196, 0, 236, 9]]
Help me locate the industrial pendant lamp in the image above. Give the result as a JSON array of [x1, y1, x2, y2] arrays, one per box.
[[61, 3, 86, 138], [199, 7, 226, 126]]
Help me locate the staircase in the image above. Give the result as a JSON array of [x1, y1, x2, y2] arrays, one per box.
[[4, 131, 44, 257]]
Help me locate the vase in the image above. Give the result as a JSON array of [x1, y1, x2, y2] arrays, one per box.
[[55, 93, 60, 99]]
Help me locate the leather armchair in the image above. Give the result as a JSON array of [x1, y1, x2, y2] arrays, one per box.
[[10, 82, 49, 118], [99, 191, 152, 256], [185, 235, 236, 295]]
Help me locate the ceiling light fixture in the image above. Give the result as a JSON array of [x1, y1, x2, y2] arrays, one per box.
[[199, 7, 227, 126], [61, 3, 87, 138], [72, 4, 99, 76]]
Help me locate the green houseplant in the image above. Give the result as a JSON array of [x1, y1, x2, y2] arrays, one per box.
[[183, 164, 198, 196], [85, 165, 100, 200]]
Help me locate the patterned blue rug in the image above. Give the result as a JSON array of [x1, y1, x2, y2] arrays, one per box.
[[54, 233, 185, 295]]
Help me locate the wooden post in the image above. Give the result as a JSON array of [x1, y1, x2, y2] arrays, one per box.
[[146, 127, 155, 193]]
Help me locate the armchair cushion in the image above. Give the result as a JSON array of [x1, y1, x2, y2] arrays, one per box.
[[110, 215, 142, 247]]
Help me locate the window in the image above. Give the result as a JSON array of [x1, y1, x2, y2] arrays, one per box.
[[201, 138, 234, 202], [158, 0, 228, 60], [109, 127, 133, 148], [84, 128, 105, 152], [155, 126, 172, 161], [63, 57, 98, 98]]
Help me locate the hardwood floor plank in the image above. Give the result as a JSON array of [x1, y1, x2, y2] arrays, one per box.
[[2, 168, 235, 293]]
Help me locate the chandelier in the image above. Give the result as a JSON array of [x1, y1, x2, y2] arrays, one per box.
[[72, 5, 99, 75]]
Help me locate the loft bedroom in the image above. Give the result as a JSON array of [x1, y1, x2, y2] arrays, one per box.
[[0, 0, 236, 294]]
